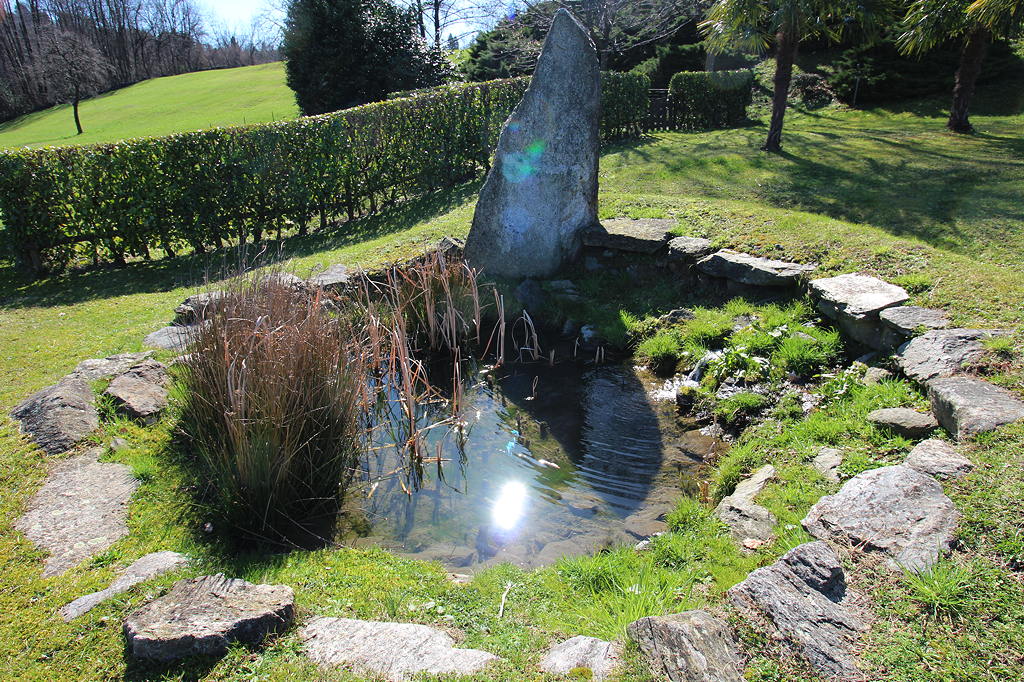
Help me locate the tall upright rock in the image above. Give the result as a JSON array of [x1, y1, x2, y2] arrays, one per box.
[[464, 9, 600, 279]]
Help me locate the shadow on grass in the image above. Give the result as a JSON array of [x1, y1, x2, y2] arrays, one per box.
[[0, 181, 480, 311]]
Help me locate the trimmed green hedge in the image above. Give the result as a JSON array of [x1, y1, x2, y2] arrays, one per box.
[[0, 73, 650, 276], [668, 70, 753, 130], [601, 71, 650, 139]]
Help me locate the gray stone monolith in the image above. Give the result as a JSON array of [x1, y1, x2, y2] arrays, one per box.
[[464, 9, 600, 278]]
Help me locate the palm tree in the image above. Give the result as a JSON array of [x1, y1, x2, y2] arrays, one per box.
[[899, 0, 1024, 133], [700, 0, 892, 152]]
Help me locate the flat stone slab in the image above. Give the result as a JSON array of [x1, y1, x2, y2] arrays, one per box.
[[11, 377, 99, 455], [698, 250, 816, 287], [627, 610, 744, 682], [880, 306, 950, 336], [173, 291, 225, 325], [896, 329, 994, 383], [103, 359, 169, 424], [802, 465, 959, 572], [905, 439, 974, 480], [540, 636, 623, 680], [810, 274, 909, 320], [61, 551, 189, 620], [301, 617, 499, 680], [143, 325, 194, 352], [15, 449, 139, 577], [867, 407, 938, 439], [728, 541, 865, 679], [307, 263, 352, 290], [667, 236, 715, 261], [812, 447, 843, 482], [927, 377, 1024, 440], [125, 574, 295, 661], [70, 352, 154, 382], [715, 465, 776, 548], [583, 218, 674, 254]]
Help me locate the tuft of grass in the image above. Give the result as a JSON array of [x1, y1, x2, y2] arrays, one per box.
[[892, 272, 934, 295], [714, 392, 770, 425], [770, 326, 842, 378], [635, 330, 682, 375], [901, 561, 974, 621], [982, 335, 1016, 359]]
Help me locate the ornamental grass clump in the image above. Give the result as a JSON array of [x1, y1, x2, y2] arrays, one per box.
[[178, 274, 367, 549]]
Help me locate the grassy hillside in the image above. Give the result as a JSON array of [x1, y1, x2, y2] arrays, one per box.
[[1, 83, 1023, 681], [0, 62, 299, 149]]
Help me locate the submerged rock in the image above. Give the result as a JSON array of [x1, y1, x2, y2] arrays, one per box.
[[11, 377, 99, 455], [582, 218, 673, 254], [628, 610, 744, 682], [802, 465, 959, 572], [714, 465, 776, 548], [904, 439, 974, 480], [61, 551, 189, 620], [301, 616, 499, 680], [927, 376, 1024, 440], [728, 541, 865, 679], [539, 635, 622, 680], [698, 250, 815, 287], [464, 9, 600, 278], [15, 448, 138, 577], [867, 407, 938, 439], [125, 574, 294, 661]]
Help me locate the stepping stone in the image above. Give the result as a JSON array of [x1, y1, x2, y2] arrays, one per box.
[[867, 407, 938, 439], [307, 264, 352, 290], [904, 439, 974, 480], [301, 617, 499, 681], [15, 449, 139, 577], [143, 325, 194, 352], [666, 236, 715, 262], [11, 377, 99, 455], [927, 377, 1024, 440], [802, 465, 959, 572], [61, 551, 189, 620], [540, 635, 623, 680], [728, 541, 865, 679], [103, 359, 169, 424], [698, 250, 816, 287], [583, 218, 674, 254], [714, 465, 776, 548], [628, 610, 743, 682], [879, 306, 950, 348], [809, 274, 908, 349], [812, 447, 843, 482], [125, 574, 294, 661], [173, 291, 225, 325], [70, 352, 154, 382], [896, 329, 995, 383]]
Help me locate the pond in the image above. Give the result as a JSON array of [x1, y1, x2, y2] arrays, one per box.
[[353, 360, 727, 571]]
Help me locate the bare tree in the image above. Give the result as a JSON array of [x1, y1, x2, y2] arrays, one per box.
[[38, 28, 110, 133]]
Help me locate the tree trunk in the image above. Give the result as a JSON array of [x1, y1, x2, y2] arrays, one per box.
[[764, 29, 797, 152], [948, 27, 989, 134], [73, 85, 83, 135]]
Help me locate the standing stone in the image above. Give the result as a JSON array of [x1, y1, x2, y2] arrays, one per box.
[[627, 610, 744, 682], [927, 376, 1024, 439], [124, 574, 295, 661], [301, 617, 499, 680], [539, 636, 623, 680], [15, 449, 139, 577], [728, 542, 865, 679], [11, 377, 99, 455], [714, 465, 777, 548], [802, 465, 959, 572], [464, 9, 600, 279], [61, 551, 190, 620]]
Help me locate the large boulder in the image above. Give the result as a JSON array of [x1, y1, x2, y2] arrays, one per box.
[[627, 610, 744, 682], [904, 439, 974, 480], [61, 551, 189, 620], [15, 449, 139, 577], [927, 377, 1024, 440], [809, 274, 908, 349], [103, 359, 169, 424], [464, 9, 600, 278], [582, 218, 673, 254], [539, 636, 622, 680], [714, 465, 776, 548], [728, 541, 865, 679], [802, 465, 959, 572], [124, 574, 295, 661], [11, 377, 99, 455], [895, 329, 994, 383], [301, 617, 499, 680], [867, 407, 938, 439], [697, 250, 815, 287]]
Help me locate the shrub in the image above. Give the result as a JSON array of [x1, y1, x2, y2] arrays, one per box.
[[667, 69, 753, 130], [789, 73, 834, 109], [178, 274, 366, 548], [601, 72, 651, 139]]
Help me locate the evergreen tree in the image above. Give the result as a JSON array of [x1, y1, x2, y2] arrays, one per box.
[[283, 0, 454, 115]]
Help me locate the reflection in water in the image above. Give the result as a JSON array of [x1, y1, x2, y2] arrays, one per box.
[[356, 362, 724, 570]]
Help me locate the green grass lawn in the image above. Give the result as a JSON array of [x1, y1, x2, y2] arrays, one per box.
[[2, 82, 1024, 681], [0, 62, 299, 149]]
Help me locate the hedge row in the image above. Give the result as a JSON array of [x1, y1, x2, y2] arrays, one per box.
[[668, 70, 753, 130], [0, 73, 650, 276]]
